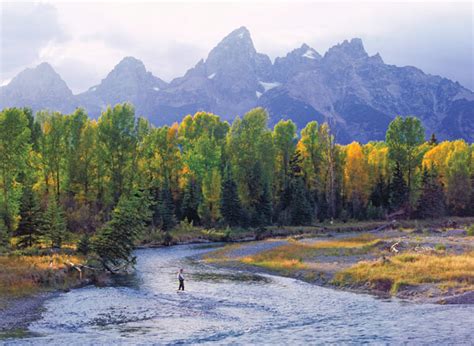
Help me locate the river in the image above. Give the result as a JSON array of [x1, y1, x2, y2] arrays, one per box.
[[7, 244, 474, 344]]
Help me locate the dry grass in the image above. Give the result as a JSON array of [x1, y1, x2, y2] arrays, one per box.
[[333, 252, 474, 294], [241, 256, 307, 270], [0, 254, 85, 298], [203, 243, 244, 262], [309, 234, 383, 250], [239, 234, 382, 271]]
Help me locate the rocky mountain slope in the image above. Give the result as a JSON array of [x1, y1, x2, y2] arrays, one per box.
[[1, 26, 472, 143], [0, 62, 75, 114]]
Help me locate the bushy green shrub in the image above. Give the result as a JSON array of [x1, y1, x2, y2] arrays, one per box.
[[175, 219, 195, 233]]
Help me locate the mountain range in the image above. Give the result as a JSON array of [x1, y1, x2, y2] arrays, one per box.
[[1, 26, 473, 143]]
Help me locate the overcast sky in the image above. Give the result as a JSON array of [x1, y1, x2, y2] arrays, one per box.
[[1, 1, 473, 93]]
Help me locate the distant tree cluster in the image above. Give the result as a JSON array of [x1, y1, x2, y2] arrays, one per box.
[[0, 104, 473, 262]]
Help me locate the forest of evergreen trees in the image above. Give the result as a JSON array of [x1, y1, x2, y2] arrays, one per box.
[[0, 104, 473, 264]]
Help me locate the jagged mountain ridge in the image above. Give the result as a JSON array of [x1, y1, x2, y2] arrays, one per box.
[[0, 62, 76, 113], [1, 26, 473, 143], [75, 56, 168, 119]]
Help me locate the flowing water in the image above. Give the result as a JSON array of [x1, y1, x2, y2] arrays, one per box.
[[7, 245, 474, 344]]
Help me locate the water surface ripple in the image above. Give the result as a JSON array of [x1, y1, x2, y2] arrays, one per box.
[[8, 245, 474, 344]]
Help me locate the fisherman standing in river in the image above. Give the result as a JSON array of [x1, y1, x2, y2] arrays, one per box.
[[177, 268, 185, 291]]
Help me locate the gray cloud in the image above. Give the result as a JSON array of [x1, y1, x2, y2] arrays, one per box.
[[0, 3, 66, 79], [79, 25, 208, 83], [142, 41, 208, 82], [1, 2, 472, 92]]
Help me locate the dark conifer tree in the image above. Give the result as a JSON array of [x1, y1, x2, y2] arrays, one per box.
[[15, 185, 43, 248], [248, 162, 263, 205], [416, 166, 445, 219], [348, 193, 365, 220], [257, 182, 273, 225], [290, 178, 313, 225], [317, 192, 328, 222], [0, 217, 8, 249], [389, 162, 408, 211], [370, 175, 390, 208], [93, 190, 151, 271], [158, 184, 176, 231], [220, 169, 244, 227], [291, 151, 314, 225], [150, 187, 161, 228], [77, 234, 90, 255], [181, 178, 202, 225], [247, 161, 270, 227], [275, 150, 314, 225], [470, 173, 474, 216], [43, 196, 67, 249]]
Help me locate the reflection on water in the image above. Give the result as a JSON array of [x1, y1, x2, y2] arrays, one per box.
[[8, 244, 474, 345]]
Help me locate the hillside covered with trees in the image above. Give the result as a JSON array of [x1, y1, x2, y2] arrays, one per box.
[[0, 104, 473, 267]]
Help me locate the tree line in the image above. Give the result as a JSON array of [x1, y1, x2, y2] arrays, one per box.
[[0, 104, 473, 265]]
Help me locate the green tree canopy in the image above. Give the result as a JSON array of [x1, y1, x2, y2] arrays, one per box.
[[0, 108, 31, 232], [386, 116, 425, 208]]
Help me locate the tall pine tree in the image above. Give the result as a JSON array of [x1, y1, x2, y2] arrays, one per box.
[[93, 190, 151, 271], [43, 196, 67, 249], [389, 162, 408, 212], [181, 178, 202, 225], [220, 169, 244, 227], [158, 184, 176, 231], [0, 218, 8, 250], [15, 186, 43, 248], [257, 182, 273, 226], [370, 175, 390, 209], [276, 150, 313, 225], [416, 166, 445, 219], [290, 178, 313, 225]]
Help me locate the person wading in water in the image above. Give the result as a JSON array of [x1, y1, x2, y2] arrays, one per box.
[[177, 268, 185, 291]]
